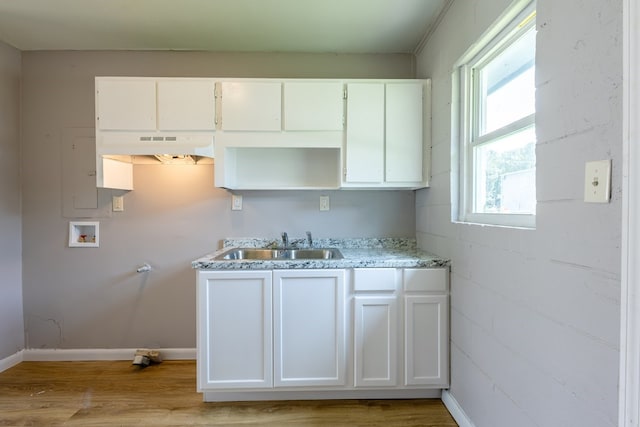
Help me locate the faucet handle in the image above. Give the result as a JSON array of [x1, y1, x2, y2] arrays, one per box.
[[305, 231, 313, 247]]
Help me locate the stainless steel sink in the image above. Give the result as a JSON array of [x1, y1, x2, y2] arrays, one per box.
[[215, 248, 343, 260]]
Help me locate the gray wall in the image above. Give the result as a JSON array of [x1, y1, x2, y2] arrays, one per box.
[[416, 1, 621, 426], [0, 41, 24, 359], [20, 51, 417, 349]]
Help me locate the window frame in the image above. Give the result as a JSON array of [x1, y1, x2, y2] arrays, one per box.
[[455, 0, 537, 229]]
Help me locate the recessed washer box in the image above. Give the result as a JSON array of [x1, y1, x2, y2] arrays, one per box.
[[69, 221, 99, 247]]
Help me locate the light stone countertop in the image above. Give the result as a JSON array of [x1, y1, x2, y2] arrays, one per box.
[[192, 238, 450, 270]]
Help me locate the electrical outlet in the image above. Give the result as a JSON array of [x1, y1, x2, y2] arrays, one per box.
[[584, 160, 611, 203], [320, 195, 330, 211], [231, 194, 243, 211], [112, 196, 124, 212]]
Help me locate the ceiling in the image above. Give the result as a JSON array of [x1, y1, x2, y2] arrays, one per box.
[[0, 0, 450, 54]]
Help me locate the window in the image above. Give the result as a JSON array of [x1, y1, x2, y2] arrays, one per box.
[[456, 1, 536, 228]]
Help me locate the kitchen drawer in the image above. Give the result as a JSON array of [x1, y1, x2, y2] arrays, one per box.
[[353, 268, 397, 292], [403, 268, 448, 292]]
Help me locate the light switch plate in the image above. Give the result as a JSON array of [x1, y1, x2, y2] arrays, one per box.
[[584, 160, 611, 203], [231, 194, 243, 211]]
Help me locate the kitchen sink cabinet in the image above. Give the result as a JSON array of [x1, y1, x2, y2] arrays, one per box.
[[196, 266, 448, 401], [197, 269, 346, 394], [273, 270, 346, 387], [197, 270, 273, 390]]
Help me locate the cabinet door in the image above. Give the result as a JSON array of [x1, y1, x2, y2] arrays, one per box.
[[96, 79, 156, 130], [354, 296, 398, 387], [157, 80, 216, 130], [283, 82, 344, 131], [197, 271, 273, 390], [404, 294, 448, 386], [385, 82, 423, 183], [220, 81, 281, 131], [273, 269, 346, 387], [345, 83, 384, 183]]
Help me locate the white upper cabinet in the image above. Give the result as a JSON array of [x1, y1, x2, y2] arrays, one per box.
[[385, 82, 424, 183], [283, 82, 344, 131], [345, 83, 385, 183], [96, 79, 156, 130], [220, 81, 282, 131], [96, 78, 216, 131], [157, 79, 216, 130], [343, 80, 429, 188], [94, 77, 431, 191]]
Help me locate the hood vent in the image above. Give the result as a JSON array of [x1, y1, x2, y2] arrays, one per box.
[[96, 132, 215, 158], [154, 154, 196, 165]]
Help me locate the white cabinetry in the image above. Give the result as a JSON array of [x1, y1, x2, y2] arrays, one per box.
[[214, 80, 344, 190], [220, 81, 281, 131], [96, 77, 216, 133], [353, 268, 398, 387], [94, 77, 215, 190], [386, 83, 424, 183], [344, 80, 430, 188], [283, 82, 344, 131], [196, 265, 448, 401], [344, 83, 385, 183], [273, 270, 346, 387], [96, 79, 156, 130], [197, 271, 273, 390], [95, 76, 431, 191], [403, 268, 449, 387], [157, 79, 216, 130], [197, 269, 347, 397]]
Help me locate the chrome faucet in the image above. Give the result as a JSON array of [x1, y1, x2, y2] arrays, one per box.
[[281, 232, 289, 249], [306, 231, 313, 248]]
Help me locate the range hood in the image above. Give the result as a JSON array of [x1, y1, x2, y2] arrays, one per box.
[[97, 132, 215, 158], [95, 132, 215, 190]]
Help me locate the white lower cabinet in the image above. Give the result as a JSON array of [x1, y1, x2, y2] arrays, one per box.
[[197, 266, 448, 400], [353, 268, 398, 387], [273, 270, 346, 387], [354, 295, 398, 387], [403, 268, 450, 387], [197, 271, 273, 390]]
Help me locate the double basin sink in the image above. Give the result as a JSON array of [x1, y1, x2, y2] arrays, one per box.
[[215, 247, 343, 261]]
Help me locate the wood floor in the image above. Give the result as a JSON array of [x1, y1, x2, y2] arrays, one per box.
[[0, 360, 458, 426]]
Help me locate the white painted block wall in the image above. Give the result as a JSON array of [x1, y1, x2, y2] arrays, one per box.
[[416, 0, 621, 426]]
